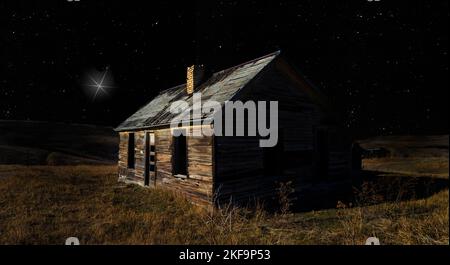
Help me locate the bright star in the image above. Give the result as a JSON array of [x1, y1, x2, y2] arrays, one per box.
[[83, 66, 115, 102]]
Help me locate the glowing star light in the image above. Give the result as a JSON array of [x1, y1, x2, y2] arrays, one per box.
[[83, 66, 115, 102]]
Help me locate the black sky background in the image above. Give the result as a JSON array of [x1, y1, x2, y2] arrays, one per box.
[[0, 0, 448, 138]]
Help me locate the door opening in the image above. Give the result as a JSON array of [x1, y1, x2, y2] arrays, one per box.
[[145, 132, 156, 186]]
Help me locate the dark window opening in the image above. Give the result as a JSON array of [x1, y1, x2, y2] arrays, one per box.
[[127, 133, 135, 169], [172, 133, 187, 176]]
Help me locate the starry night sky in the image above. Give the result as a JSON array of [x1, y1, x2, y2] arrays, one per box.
[[1, 0, 448, 138]]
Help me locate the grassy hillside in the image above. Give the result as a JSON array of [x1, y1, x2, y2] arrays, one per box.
[[359, 135, 449, 178], [0, 165, 447, 245], [0, 120, 118, 165]]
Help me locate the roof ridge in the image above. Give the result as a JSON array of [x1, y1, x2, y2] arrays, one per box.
[[212, 50, 281, 76], [157, 50, 281, 95]]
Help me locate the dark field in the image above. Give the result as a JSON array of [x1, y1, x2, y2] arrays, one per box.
[[359, 135, 448, 178], [0, 121, 448, 244], [0, 120, 118, 165]]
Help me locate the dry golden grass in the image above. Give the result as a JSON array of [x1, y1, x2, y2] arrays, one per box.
[[264, 189, 448, 245], [0, 165, 448, 245], [0, 165, 273, 245]]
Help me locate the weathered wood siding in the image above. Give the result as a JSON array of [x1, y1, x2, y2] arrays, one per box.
[[118, 126, 214, 207], [118, 131, 144, 184], [214, 61, 351, 205], [214, 136, 269, 204], [155, 126, 214, 206], [118, 132, 135, 182], [134, 131, 146, 182]]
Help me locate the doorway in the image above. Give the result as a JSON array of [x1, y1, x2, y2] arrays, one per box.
[[144, 132, 156, 186]]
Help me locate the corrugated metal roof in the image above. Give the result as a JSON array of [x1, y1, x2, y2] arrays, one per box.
[[115, 51, 280, 131]]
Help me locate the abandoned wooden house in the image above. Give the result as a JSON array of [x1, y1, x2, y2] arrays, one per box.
[[115, 51, 353, 208]]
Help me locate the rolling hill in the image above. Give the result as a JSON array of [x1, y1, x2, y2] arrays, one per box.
[[358, 135, 449, 178], [0, 120, 118, 165]]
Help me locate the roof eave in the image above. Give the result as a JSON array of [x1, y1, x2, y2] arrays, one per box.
[[114, 117, 214, 132]]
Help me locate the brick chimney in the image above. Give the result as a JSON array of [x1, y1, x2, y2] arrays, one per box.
[[186, 64, 204, 95]]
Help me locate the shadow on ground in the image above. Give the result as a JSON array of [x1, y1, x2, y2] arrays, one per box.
[[353, 170, 449, 204], [276, 170, 449, 213]]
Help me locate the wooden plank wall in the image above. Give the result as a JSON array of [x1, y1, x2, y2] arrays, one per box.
[[214, 63, 351, 205], [134, 131, 146, 183], [118, 126, 215, 207], [118, 132, 135, 181], [118, 132, 143, 184], [254, 64, 351, 182], [213, 65, 315, 204], [214, 136, 269, 204], [155, 126, 214, 206]]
